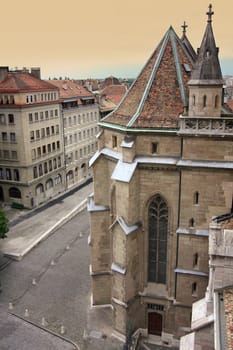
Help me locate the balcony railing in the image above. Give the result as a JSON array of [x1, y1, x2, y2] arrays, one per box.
[[178, 116, 233, 136]]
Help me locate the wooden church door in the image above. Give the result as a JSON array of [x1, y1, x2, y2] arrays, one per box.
[[148, 312, 162, 335]]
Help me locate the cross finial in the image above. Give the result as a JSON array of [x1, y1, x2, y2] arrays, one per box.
[[206, 4, 214, 23], [181, 21, 188, 35]]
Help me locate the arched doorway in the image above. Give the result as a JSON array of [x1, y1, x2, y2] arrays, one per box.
[[35, 183, 44, 195], [9, 187, 21, 199], [35, 183, 45, 204], [81, 163, 86, 178], [45, 178, 53, 190], [148, 312, 162, 336], [66, 170, 74, 181], [66, 170, 74, 187]]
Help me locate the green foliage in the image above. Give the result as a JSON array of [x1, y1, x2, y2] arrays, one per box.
[[0, 209, 8, 239]]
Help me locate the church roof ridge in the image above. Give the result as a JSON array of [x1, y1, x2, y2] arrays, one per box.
[[127, 27, 173, 127], [101, 25, 194, 130]]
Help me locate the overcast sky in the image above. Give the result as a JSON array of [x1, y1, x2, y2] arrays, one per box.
[[1, 0, 232, 79]]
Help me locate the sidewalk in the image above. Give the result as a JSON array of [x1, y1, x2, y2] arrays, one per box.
[[0, 311, 78, 350], [0, 181, 93, 260]]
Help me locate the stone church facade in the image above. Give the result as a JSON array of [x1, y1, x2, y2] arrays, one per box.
[[88, 6, 233, 346]]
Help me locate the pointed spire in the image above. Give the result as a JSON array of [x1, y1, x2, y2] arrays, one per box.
[[189, 4, 223, 84], [180, 21, 197, 62]]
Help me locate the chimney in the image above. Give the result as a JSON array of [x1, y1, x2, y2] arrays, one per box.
[[0, 66, 9, 81], [31, 67, 41, 79]]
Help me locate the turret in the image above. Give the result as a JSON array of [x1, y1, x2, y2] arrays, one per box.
[[188, 4, 224, 117]]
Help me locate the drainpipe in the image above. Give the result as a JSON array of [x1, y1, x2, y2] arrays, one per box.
[[174, 136, 183, 299]]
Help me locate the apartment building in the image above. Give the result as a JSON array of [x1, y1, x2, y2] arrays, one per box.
[[49, 80, 99, 189], [0, 67, 65, 208]]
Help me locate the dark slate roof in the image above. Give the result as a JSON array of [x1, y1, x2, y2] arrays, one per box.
[[101, 26, 195, 130], [181, 33, 197, 62], [189, 10, 223, 85]]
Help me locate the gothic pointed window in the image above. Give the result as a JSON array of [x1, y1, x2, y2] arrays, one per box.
[[148, 194, 168, 284]]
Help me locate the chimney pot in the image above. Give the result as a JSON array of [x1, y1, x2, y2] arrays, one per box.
[[0, 66, 9, 82], [31, 67, 41, 79]]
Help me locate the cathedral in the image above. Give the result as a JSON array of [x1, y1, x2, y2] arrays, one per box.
[[88, 5, 233, 346]]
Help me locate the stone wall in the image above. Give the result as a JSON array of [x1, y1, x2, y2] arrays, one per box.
[[183, 137, 233, 161], [180, 169, 232, 229], [178, 235, 209, 272], [176, 274, 208, 305]]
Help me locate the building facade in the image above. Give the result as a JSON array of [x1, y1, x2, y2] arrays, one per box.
[[181, 215, 233, 350], [88, 6, 233, 346], [0, 67, 65, 208], [49, 80, 100, 189]]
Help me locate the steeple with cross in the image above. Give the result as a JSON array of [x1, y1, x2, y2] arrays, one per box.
[[181, 21, 188, 36], [180, 20, 197, 61], [188, 3, 223, 118], [206, 4, 214, 23]]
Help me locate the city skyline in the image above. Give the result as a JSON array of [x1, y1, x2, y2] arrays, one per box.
[[1, 0, 233, 79]]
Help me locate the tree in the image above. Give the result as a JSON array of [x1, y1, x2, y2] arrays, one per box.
[[0, 209, 8, 239]]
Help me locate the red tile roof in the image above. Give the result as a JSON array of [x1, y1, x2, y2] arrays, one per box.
[[102, 27, 195, 129], [101, 85, 127, 105], [99, 96, 116, 112], [101, 76, 120, 89], [226, 100, 233, 112], [0, 73, 58, 93], [49, 80, 93, 99]]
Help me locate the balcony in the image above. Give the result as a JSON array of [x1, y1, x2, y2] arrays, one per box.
[[178, 115, 233, 136]]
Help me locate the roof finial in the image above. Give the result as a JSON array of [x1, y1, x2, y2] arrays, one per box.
[[206, 4, 214, 23], [181, 21, 188, 35]]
